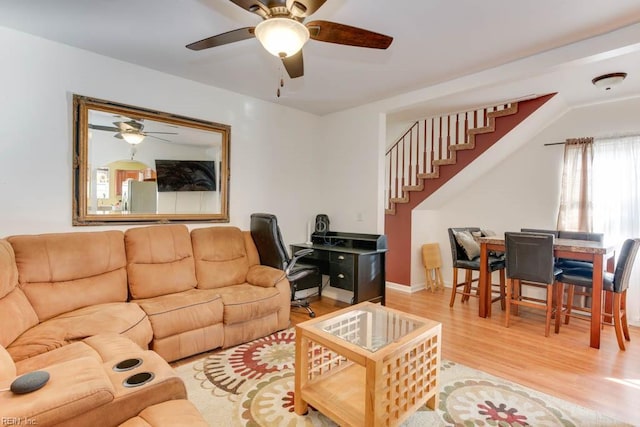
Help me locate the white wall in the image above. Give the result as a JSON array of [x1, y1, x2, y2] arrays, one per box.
[[412, 97, 640, 287], [316, 107, 386, 234], [0, 26, 322, 246]]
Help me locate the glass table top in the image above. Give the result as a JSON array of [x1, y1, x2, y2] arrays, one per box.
[[311, 304, 426, 352]]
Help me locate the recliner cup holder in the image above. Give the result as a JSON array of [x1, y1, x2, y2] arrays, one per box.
[[123, 372, 154, 388], [113, 358, 143, 372]]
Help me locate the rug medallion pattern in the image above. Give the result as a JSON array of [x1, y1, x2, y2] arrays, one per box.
[[177, 329, 628, 426]]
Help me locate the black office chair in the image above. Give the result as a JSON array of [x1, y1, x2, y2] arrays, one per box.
[[559, 238, 640, 350], [504, 232, 563, 337], [250, 213, 321, 318]]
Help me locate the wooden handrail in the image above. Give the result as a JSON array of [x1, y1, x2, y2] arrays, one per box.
[[385, 103, 514, 212]]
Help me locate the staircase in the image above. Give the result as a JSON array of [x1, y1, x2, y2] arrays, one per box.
[[384, 94, 557, 285], [385, 103, 518, 214]]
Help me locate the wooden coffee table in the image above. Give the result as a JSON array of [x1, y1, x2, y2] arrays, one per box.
[[294, 302, 441, 426]]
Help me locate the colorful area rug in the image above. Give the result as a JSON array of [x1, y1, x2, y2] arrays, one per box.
[[176, 329, 628, 426]]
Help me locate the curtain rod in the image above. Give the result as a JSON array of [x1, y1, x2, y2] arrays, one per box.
[[545, 134, 639, 147]]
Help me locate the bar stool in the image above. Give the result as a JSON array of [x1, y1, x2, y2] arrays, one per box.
[[504, 232, 563, 337], [447, 227, 506, 316], [559, 238, 640, 350]]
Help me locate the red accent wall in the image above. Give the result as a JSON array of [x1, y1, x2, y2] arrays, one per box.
[[385, 94, 557, 286]]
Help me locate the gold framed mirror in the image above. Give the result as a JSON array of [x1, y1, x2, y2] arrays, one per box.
[[72, 95, 230, 225]]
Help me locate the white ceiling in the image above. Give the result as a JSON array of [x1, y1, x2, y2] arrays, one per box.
[[1, 0, 640, 116]]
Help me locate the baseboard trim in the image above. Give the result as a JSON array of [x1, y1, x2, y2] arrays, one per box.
[[385, 281, 424, 293], [385, 281, 452, 294]]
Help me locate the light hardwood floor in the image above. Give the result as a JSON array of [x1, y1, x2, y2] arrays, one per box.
[[291, 289, 640, 426]]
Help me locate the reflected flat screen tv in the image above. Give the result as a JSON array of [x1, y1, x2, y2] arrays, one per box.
[[155, 160, 216, 192]]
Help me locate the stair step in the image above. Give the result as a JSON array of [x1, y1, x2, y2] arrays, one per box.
[[386, 101, 520, 213]]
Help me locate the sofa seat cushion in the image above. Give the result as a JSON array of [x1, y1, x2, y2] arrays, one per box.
[[133, 288, 224, 340], [7, 303, 152, 362], [215, 283, 283, 325], [15, 334, 145, 375], [118, 399, 209, 427]]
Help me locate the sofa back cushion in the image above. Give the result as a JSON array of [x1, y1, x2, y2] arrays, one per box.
[[0, 240, 39, 347], [125, 224, 197, 299], [191, 227, 251, 289], [8, 231, 128, 322]]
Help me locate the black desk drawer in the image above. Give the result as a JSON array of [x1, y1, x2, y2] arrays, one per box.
[[329, 268, 354, 290], [330, 252, 354, 264], [329, 252, 355, 290]]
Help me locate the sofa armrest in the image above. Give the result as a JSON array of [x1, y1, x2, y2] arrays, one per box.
[[246, 265, 287, 288], [0, 357, 114, 426]]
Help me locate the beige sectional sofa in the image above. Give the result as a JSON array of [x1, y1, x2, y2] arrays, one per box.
[[0, 224, 291, 425]]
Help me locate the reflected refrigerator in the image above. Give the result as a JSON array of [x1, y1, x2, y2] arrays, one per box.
[[123, 180, 157, 213]]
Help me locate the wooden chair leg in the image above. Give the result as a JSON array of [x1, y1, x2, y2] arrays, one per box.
[[505, 278, 512, 328], [544, 285, 553, 337], [449, 268, 459, 307], [499, 269, 506, 310], [425, 267, 434, 292], [554, 282, 563, 334], [621, 290, 631, 342], [435, 267, 445, 291], [462, 269, 472, 302], [564, 284, 575, 325], [613, 293, 626, 351], [513, 279, 520, 316]]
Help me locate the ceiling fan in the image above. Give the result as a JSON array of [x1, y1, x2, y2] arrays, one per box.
[[89, 119, 177, 145], [186, 0, 393, 78]]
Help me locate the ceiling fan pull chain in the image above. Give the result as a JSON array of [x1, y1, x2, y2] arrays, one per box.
[[276, 71, 285, 98]]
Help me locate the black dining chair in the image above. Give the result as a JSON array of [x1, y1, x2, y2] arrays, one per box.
[[520, 228, 559, 237], [559, 238, 640, 350], [504, 232, 563, 336], [447, 227, 506, 316], [556, 231, 604, 269], [555, 231, 605, 322], [250, 213, 322, 318]]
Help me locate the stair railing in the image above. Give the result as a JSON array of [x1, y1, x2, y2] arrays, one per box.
[[385, 103, 512, 212]]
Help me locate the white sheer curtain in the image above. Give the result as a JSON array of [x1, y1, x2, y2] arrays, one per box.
[[592, 135, 640, 325]]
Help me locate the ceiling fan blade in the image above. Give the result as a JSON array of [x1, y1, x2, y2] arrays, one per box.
[[88, 124, 119, 132], [148, 135, 174, 143], [143, 132, 179, 135], [306, 20, 393, 49], [228, 0, 270, 19], [186, 27, 255, 51], [282, 50, 304, 78], [286, 0, 326, 18]]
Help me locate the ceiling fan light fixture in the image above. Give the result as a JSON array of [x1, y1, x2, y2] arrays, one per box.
[[122, 131, 145, 145], [592, 72, 627, 90], [255, 17, 309, 58]]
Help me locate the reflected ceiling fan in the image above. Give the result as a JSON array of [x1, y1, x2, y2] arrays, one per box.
[[186, 0, 393, 78], [89, 119, 177, 145]]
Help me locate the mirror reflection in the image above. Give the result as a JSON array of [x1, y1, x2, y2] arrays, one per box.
[[73, 95, 230, 225]]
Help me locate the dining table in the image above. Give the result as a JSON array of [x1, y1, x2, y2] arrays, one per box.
[[478, 236, 615, 349]]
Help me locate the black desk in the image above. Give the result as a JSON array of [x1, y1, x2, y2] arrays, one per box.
[[291, 231, 387, 305]]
